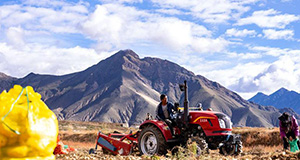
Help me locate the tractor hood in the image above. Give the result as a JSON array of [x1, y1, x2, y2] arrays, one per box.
[[189, 111, 233, 131]]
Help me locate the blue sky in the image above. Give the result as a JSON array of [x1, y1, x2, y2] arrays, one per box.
[[0, 0, 300, 99]]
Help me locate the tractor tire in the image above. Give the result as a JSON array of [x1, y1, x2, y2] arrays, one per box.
[[219, 143, 235, 155], [138, 125, 167, 156], [219, 140, 243, 156], [235, 140, 243, 155], [188, 137, 209, 155]]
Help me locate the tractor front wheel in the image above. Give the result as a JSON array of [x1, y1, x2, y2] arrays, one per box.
[[219, 140, 243, 155], [235, 140, 243, 155], [188, 137, 209, 155], [138, 125, 167, 156]]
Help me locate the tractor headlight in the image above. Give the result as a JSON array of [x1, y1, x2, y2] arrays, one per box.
[[218, 119, 226, 129], [215, 113, 232, 129]]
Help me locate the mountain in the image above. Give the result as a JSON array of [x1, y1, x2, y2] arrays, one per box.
[[0, 50, 284, 127], [249, 88, 300, 115], [0, 72, 16, 91]]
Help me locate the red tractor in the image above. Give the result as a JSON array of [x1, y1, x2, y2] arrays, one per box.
[[90, 81, 242, 156]]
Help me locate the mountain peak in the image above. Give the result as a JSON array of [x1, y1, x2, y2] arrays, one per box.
[[257, 92, 267, 96], [0, 72, 8, 78], [271, 87, 289, 97], [277, 87, 288, 92], [248, 91, 268, 102], [0, 72, 15, 79], [91, 49, 140, 70], [22, 72, 39, 79], [115, 49, 139, 59]]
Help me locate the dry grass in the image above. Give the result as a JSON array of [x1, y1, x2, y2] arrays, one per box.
[[233, 127, 282, 147], [243, 145, 281, 153]]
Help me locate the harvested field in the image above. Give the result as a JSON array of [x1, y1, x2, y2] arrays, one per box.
[[56, 121, 300, 160]]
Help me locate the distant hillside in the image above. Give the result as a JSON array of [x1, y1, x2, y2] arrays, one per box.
[[249, 88, 300, 115], [0, 50, 284, 127]]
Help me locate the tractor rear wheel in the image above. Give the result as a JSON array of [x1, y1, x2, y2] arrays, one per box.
[[138, 125, 167, 155]]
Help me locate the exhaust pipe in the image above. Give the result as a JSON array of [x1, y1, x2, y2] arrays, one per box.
[[179, 80, 189, 128]]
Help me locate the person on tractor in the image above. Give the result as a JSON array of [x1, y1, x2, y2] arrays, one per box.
[[156, 94, 175, 135], [278, 112, 300, 150]]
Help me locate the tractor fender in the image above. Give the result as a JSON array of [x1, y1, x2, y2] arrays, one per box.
[[139, 120, 173, 141]]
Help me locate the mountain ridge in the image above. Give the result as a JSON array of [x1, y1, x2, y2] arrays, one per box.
[[249, 87, 300, 115], [0, 50, 284, 127]]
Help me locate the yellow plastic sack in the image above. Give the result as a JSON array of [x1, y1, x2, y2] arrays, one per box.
[[0, 85, 58, 160]]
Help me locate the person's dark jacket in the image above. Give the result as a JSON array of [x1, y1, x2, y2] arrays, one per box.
[[279, 115, 299, 139], [156, 102, 174, 120]]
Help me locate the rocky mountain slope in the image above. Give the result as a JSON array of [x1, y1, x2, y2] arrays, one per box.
[[0, 72, 16, 90], [0, 50, 283, 127], [249, 88, 300, 115]]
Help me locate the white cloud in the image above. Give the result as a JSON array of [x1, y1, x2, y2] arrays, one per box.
[[0, 5, 34, 27], [150, 19, 194, 50], [225, 28, 256, 37], [80, 4, 224, 53], [191, 37, 229, 53], [263, 29, 294, 40], [0, 42, 113, 78], [216, 47, 300, 99], [200, 58, 298, 99], [191, 46, 300, 99], [0, 3, 88, 34], [175, 48, 300, 100], [0, 5, 21, 19], [80, 5, 123, 50], [6, 26, 25, 47], [236, 9, 300, 28], [185, 47, 300, 99], [150, 0, 258, 23], [205, 62, 269, 91], [250, 46, 298, 57], [62, 4, 89, 14], [100, 0, 143, 4], [229, 56, 300, 95], [22, 0, 70, 7], [227, 52, 262, 59], [155, 8, 184, 15]]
